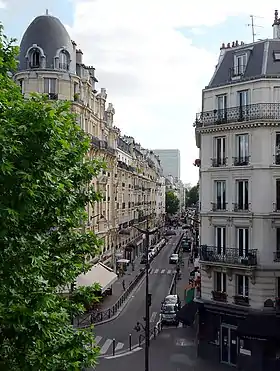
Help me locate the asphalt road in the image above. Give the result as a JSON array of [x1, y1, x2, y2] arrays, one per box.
[[93, 231, 183, 359], [94, 326, 228, 371]]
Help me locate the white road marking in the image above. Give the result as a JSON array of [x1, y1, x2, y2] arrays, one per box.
[[154, 268, 159, 274], [100, 339, 113, 354], [115, 342, 124, 351], [94, 336, 102, 345], [150, 311, 157, 323], [161, 269, 165, 274], [149, 269, 154, 274], [167, 269, 172, 274]]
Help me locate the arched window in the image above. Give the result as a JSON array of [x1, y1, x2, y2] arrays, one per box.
[[59, 51, 69, 70], [30, 49, 40, 68]]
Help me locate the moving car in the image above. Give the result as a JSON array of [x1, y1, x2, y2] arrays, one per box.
[[162, 294, 181, 309], [165, 230, 176, 236], [160, 303, 179, 325], [169, 253, 179, 264]]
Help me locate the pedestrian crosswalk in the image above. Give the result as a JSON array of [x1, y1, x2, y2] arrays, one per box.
[[149, 268, 175, 275], [94, 335, 124, 356]]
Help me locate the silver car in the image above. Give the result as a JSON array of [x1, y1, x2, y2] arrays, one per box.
[[160, 303, 179, 325]]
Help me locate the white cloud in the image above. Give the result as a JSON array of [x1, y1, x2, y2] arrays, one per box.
[[68, 0, 277, 183]]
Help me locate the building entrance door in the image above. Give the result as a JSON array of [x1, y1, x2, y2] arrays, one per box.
[[221, 325, 238, 366]]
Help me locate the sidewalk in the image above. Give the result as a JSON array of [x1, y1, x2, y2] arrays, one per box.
[[97, 255, 144, 311]]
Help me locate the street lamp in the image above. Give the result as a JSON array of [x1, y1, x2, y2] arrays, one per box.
[[133, 218, 159, 371]]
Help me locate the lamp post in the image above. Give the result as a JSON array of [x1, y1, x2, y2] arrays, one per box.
[[133, 218, 159, 371]]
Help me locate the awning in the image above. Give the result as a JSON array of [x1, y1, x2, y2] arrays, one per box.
[[236, 313, 280, 340], [176, 301, 198, 326], [76, 262, 118, 293]]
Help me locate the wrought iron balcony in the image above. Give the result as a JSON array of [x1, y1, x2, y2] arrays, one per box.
[[233, 295, 250, 306], [59, 62, 69, 70], [48, 93, 58, 100], [199, 245, 257, 266], [211, 202, 227, 211], [211, 157, 227, 167], [233, 203, 250, 212], [273, 153, 280, 165], [91, 136, 100, 148], [195, 103, 280, 127], [272, 202, 280, 212], [233, 156, 250, 166], [212, 290, 227, 303], [273, 251, 280, 262], [229, 64, 247, 78]]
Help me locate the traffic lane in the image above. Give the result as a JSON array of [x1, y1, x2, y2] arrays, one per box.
[[94, 327, 220, 371], [153, 233, 183, 270], [94, 271, 172, 346]]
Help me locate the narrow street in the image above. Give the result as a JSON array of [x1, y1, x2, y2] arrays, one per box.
[[93, 231, 183, 362]]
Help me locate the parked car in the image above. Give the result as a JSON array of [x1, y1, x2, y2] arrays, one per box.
[[169, 253, 179, 264], [160, 303, 179, 325], [162, 294, 181, 309], [165, 230, 176, 236], [148, 247, 157, 257]]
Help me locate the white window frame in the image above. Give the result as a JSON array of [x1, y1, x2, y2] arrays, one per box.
[[215, 272, 227, 292], [237, 275, 249, 297], [215, 226, 226, 253], [237, 227, 249, 257], [214, 136, 226, 164], [236, 180, 249, 210], [234, 54, 247, 75], [236, 133, 249, 159], [215, 180, 226, 209], [44, 78, 57, 94]]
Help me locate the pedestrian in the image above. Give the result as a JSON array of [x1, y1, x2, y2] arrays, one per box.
[[131, 261, 135, 271], [122, 279, 126, 291]]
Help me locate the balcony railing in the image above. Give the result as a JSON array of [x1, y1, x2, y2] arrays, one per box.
[[274, 153, 280, 165], [199, 245, 257, 266], [48, 93, 58, 100], [272, 202, 280, 212], [233, 156, 250, 166], [211, 157, 227, 167], [195, 103, 280, 128], [211, 202, 227, 211], [273, 251, 280, 262], [212, 291, 227, 303], [91, 136, 100, 148], [233, 295, 250, 306], [59, 62, 69, 70], [233, 203, 250, 212], [229, 65, 247, 78]]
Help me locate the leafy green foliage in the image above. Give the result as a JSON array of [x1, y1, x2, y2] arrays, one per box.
[[185, 184, 199, 207], [0, 25, 104, 370], [165, 191, 180, 215], [71, 283, 102, 311]]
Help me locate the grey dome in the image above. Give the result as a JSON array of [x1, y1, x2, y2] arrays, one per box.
[[19, 15, 74, 71]]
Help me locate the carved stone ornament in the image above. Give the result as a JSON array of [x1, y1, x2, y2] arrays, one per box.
[[203, 265, 213, 279], [248, 270, 256, 285], [226, 268, 233, 281]]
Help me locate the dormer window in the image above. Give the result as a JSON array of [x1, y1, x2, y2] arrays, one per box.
[[233, 54, 247, 77], [59, 51, 69, 70], [273, 51, 280, 61], [30, 49, 40, 68]]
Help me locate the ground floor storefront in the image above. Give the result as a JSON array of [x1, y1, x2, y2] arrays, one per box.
[[197, 304, 280, 371]]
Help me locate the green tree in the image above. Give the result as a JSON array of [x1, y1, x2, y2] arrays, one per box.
[[185, 184, 199, 207], [165, 191, 180, 215], [0, 25, 103, 370]]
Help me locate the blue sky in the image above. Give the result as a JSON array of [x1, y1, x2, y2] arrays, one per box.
[[0, 1, 276, 184]]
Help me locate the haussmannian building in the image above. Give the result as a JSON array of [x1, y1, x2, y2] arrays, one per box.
[[14, 13, 166, 276], [194, 10, 280, 371]]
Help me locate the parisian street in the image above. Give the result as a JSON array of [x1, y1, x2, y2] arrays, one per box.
[[93, 231, 183, 362], [93, 326, 228, 371]]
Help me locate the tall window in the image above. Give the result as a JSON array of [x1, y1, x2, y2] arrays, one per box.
[[44, 78, 57, 99], [215, 272, 227, 292], [236, 180, 249, 210], [275, 133, 280, 165], [237, 90, 249, 107], [234, 54, 247, 76], [215, 181, 226, 210], [235, 134, 249, 165], [276, 179, 280, 211], [217, 95, 227, 121], [237, 228, 249, 257], [59, 51, 68, 70], [275, 228, 280, 261], [215, 227, 226, 254], [213, 137, 226, 166], [30, 49, 40, 68], [237, 275, 249, 297]]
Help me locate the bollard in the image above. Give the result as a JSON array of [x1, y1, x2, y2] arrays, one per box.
[[129, 333, 132, 351], [112, 338, 116, 356]]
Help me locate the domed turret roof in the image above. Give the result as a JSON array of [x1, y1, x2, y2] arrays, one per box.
[[19, 15, 74, 71]]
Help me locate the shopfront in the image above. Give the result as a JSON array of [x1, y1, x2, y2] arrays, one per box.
[[197, 303, 280, 371]]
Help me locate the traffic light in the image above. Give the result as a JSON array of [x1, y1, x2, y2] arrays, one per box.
[[147, 293, 152, 307]]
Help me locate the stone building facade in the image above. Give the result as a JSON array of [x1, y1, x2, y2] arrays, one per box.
[[14, 13, 165, 270]]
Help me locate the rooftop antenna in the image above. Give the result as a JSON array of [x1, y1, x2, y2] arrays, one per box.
[[246, 15, 263, 43]]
